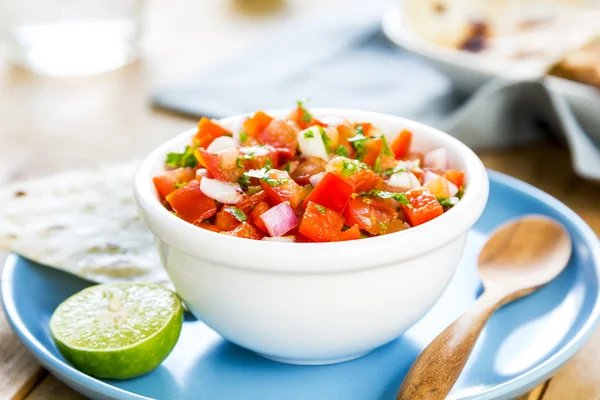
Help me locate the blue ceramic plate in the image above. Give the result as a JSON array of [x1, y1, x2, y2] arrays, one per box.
[[3, 171, 600, 400]]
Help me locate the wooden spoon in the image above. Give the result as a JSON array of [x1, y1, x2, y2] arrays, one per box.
[[397, 215, 572, 400]]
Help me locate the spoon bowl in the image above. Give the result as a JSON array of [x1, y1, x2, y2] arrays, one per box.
[[397, 215, 572, 400], [478, 215, 572, 297]]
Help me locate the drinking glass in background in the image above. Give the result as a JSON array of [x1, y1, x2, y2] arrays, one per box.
[[3, 0, 143, 76]]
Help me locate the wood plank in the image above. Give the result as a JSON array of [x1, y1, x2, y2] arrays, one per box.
[[543, 326, 600, 400], [25, 375, 86, 400]]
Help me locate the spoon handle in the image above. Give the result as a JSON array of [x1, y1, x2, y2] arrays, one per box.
[[396, 291, 504, 400]]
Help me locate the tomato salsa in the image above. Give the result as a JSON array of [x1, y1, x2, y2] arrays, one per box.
[[153, 103, 465, 242]]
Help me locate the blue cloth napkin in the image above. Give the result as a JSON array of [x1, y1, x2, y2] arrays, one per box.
[[152, 8, 600, 181]]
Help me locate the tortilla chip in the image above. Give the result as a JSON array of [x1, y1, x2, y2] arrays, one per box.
[[0, 162, 167, 284]]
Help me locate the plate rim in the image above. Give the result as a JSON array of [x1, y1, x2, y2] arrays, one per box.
[[2, 170, 600, 400], [381, 0, 600, 103]]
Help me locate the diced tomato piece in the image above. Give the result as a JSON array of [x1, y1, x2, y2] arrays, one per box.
[[445, 170, 465, 188], [258, 119, 299, 154], [401, 188, 444, 226], [195, 148, 243, 183], [166, 180, 217, 224], [153, 167, 196, 199], [194, 221, 219, 233], [215, 206, 241, 231], [194, 118, 232, 149], [236, 191, 269, 213], [243, 111, 274, 139], [288, 106, 322, 130], [424, 175, 452, 198], [239, 145, 279, 170], [362, 137, 383, 167], [354, 122, 375, 136], [343, 197, 398, 235], [385, 219, 410, 234], [291, 157, 327, 186], [411, 167, 425, 184], [404, 151, 424, 166], [326, 157, 384, 193], [335, 123, 355, 157], [302, 172, 353, 213], [299, 202, 345, 242], [335, 225, 361, 241], [390, 129, 412, 159], [251, 201, 270, 233], [223, 222, 263, 240], [260, 170, 305, 209]]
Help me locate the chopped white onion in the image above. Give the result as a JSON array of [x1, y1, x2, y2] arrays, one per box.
[[424, 148, 449, 170], [447, 179, 459, 197], [239, 145, 271, 157], [206, 136, 237, 153], [260, 202, 298, 237], [196, 168, 208, 178], [388, 172, 421, 191], [200, 177, 243, 204], [297, 126, 329, 161], [309, 172, 326, 187], [446, 197, 460, 206], [423, 171, 441, 184], [262, 236, 295, 242]]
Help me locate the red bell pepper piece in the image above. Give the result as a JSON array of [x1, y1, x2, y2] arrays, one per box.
[[166, 180, 217, 224], [401, 188, 444, 226], [302, 172, 353, 213], [243, 111, 274, 140], [260, 170, 305, 209], [444, 170, 465, 188], [343, 197, 398, 235], [194, 117, 232, 149], [390, 129, 412, 159], [223, 222, 264, 240], [299, 202, 345, 242], [361, 137, 383, 167], [152, 167, 196, 199], [251, 201, 271, 233], [335, 225, 361, 241]]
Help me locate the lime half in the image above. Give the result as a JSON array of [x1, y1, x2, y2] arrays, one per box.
[[49, 283, 183, 379]]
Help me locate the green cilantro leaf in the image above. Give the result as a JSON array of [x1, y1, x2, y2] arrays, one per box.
[[304, 130, 315, 139], [320, 127, 332, 154], [165, 146, 198, 168], [239, 131, 248, 144], [340, 159, 368, 177], [382, 165, 407, 176], [438, 197, 459, 207], [380, 135, 394, 156], [296, 99, 313, 123], [335, 145, 348, 157], [359, 189, 411, 206], [379, 222, 388, 234], [243, 168, 287, 187], [265, 158, 273, 170], [456, 189, 465, 199], [227, 206, 248, 222], [316, 204, 327, 214], [174, 182, 186, 189], [348, 130, 368, 161], [373, 154, 382, 173], [246, 186, 262, 195], [236, 152, 256, 168], [283, 161, 292, 172]]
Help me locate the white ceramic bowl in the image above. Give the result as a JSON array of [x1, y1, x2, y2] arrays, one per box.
[[134, 109, 489, 365]]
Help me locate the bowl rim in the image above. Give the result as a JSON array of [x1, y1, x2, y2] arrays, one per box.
[[134, 108, 489, 273]]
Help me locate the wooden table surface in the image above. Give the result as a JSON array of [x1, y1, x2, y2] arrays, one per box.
[[1, 0, 600, 399]]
